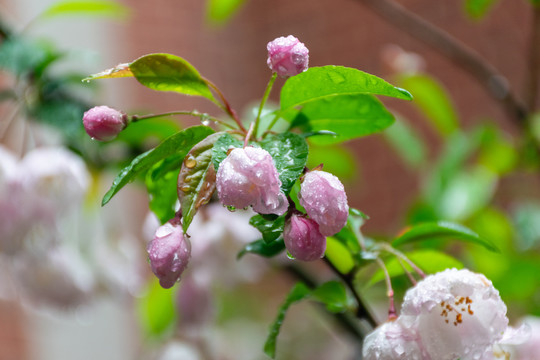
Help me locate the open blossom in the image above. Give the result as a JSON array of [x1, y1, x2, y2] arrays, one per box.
[[299, 170, 348, 236], [363, 268, 510, 360], [283, 214, 326, 261], [267, 35, 309, 77], [400, 268, 508, 360], [147, 221, 191, 289], [83, 105, 128, 141], [216, 147, 288, 215]]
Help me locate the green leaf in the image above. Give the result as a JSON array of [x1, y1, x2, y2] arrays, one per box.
[[325, 237, 355, 274], [146, 158, 181, 224], [393, 221, 499, 252], [260, 132, 309, 195], [368, 249, 464, 286], [398, 74, 458, 136], [85, 54, 215, 102], [249, 214, 286, 243], [280, 66, 412, 112], [384, 117, 427, 169], [211, 133, 243, 171], [178, 132, 223, 232], [102, 125, 214, 206], [289, 94, 395, 145], [237, 238, 285, 259], [40, 0, 129, 20], [311, 281, 349, 313], [264, 283, 311, 359], [464, 0, 499, 19], [206, 0, 246, 25], [136, 278, 176, 338], [130, 54, 215, 101]]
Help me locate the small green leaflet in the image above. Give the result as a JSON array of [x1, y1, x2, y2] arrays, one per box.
[[280, 65, 412, 112], [249, 214, 286, 243], [102, 126, 214, 206], [392, 221, 500, 253], [311, 281, 349, 313], [237, 238, 286, 259]]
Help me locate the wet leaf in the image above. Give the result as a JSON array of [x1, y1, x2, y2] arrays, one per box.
[[260, 132, 308, 195], [280, 65, 412, 112], [102, 126, 214, 206], [393, 221, 499, 253], [237, 238, 286, 259], [249, 214, 286, 243], [178, 132, 224, 232]]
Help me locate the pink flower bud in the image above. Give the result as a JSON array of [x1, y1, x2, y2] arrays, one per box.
[[283, 214, 326, 261], [147, 221, 191, 289], [298, 170, 348, 236], [216, 147, 288, 215], [82, 105, 128, 141], [400, 268, 509, 360], [267, 35, 309, 78]]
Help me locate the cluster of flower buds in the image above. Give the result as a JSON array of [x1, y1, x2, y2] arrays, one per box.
[[363, 268, 513, 360], [91, 35, 348, 288]]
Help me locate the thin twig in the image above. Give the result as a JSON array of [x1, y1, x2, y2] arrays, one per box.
[[203, 77, 247, 133], [244, 121, 255, 147], [526, 6, 540, 111], [375, 258, 397, 320], [323, 257, 378, 328], [355, 0, 528, 125], [381, 243, 426, 279]]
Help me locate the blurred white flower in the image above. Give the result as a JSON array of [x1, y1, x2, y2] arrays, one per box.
[[12, 245, 95, 308]]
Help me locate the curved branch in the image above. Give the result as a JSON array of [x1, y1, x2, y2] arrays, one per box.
[[526, 6, 540, 111], [355, 0, 528, 125]]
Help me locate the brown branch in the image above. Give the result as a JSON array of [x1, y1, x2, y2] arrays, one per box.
[[323, 257, 378, 328], [526, 6, 540, 111], [283, 264, 369, 340], [355, 0, 528, 125]]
